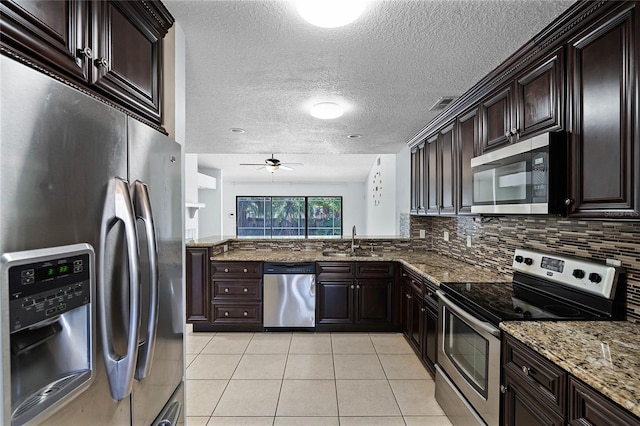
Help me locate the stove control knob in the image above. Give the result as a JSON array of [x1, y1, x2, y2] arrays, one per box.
[[515, 255, 524, 263], [524, 257, 533, 266], [589, 273, 602, 284], [572, 269, 586, 279]]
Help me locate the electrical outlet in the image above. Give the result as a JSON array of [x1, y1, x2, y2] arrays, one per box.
[[223, 244, 228, 252], [466, 235, 472, 247], [444, 231, 449, 242], [419, 229, 426, 238]]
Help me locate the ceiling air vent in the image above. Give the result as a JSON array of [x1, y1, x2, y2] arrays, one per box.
[[429, 96, 458, 111]]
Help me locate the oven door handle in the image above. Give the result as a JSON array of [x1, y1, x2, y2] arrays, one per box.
[[437, 290, 501, 338]]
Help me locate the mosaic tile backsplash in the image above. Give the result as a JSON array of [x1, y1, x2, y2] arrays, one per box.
[[410, 215, 640, 322]]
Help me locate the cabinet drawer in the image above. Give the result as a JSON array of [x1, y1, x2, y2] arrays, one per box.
[[424, 281, 438, 308], [317, 262, 355, 277], [569, 377, 639, 426], [503, 335, 566, 415], [212, 279, 262, 301], [211, 261, 262, 277], [356, 262, 394, 278], [401, 268, 423, 295], [210, 303, 262, 324]]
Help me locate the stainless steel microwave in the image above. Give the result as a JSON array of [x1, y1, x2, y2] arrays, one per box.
[[470, 132, 568, 215]]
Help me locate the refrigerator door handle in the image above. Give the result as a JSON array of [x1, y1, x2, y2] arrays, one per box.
[[132, 180, 159, 380], [99, 177, 141, 401]]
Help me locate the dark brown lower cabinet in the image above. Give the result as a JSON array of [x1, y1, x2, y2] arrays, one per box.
[[421, 284, 438, 372], [502, 333, 639, 425], [569, 377, 640, 426], [316, 261, 394, 331], [503, 367, 565, 426], [185, 247, 210, 324]]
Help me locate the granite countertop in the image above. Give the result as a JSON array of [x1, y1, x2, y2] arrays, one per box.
[[500, 321, 640, 418], [209, 249, 510, 286]]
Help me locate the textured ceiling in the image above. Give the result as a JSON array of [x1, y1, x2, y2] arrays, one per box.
[[164, 0, 574, 182]]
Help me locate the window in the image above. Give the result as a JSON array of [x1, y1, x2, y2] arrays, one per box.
[[236, 196, 342, 238]]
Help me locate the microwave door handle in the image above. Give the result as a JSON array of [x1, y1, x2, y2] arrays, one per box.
[[132, 180, 159, 380], [99, 177, 141, 401], [436, 290, 501, 338]]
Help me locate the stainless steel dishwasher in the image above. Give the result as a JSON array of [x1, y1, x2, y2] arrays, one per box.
[[263, 263, 316, 328]]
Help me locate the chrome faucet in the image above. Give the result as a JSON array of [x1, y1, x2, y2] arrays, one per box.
[[351, 225, 358, 253]]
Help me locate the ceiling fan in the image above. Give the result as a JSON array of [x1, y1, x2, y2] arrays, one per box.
[[240, 154, 303, 172]]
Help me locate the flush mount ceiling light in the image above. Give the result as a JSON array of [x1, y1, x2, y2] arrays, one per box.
[[310, 102, 344, 119], [296, 0, 366, 28], [229, 128, 246, 133], [347, 134, 362, 139]]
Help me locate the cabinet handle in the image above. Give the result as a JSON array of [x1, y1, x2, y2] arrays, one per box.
[[224, 311, 229, 316], [511, 127, 519, 135], [78, 47, 92, 59], [500, 384, 508, 394], [243, 311, 248, 316], [95, 57, 109, 68], [243, 288, 248, 292], [224, 288, 229, 293], [351, 285, 355, 289], [407, 294, 412, 299], [504, 131, 511, 138], [421, 308, 426, 312], [243, 268, 248, 273], [427, 291, 433, 297], [224, 268, 229, 273], [522, 365, 530, 375], [564, 198, 573, 206], [356, 285, 360, 289]]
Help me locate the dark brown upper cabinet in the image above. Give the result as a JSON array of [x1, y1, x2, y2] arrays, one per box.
[[0, 1, 90, 80], [480, 83, 514, 152], [514, 47, 564, 140], [439, 122, 456, 215], [410, 143, 427, 215], [426, 133, 439, 215], [410, 147, 418, 214], [566, 2, 639, 219], [0, 0, 174, 128], [457, 107, 478, 214]]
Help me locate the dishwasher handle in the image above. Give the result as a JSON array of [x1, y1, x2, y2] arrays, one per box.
[[263, 262, 316, 275]]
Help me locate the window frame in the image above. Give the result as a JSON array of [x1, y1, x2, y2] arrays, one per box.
[[236, 196, 343, 238]]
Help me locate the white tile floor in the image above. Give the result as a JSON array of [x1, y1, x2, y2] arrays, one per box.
[[185, 325, 452, 426]]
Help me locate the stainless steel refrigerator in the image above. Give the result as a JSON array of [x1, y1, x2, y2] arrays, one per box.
[[0, 55, 184, 425]]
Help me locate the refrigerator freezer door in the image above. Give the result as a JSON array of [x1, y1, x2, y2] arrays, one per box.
[[128, 118, 184, 425], [0, 56, 131, 425]]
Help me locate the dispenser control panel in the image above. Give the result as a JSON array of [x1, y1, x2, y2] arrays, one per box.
[[3, 245, 93, 332]]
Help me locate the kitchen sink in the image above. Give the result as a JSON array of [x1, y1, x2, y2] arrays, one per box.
[[322, 251, 380, 258]]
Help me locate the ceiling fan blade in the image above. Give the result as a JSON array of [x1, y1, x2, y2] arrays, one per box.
[[279, 165, 294, 170], [240, 163, 266, 166], [281, 163, 303, 166]]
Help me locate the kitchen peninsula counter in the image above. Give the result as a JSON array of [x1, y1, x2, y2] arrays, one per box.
[[500, 321, 640, 418], [208, 248, 510, 286]]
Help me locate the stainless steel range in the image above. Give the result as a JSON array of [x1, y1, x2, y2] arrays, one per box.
[[435, 249, 625, 426]]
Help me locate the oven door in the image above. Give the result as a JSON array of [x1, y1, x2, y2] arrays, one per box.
[[436, 291, 501, 426]]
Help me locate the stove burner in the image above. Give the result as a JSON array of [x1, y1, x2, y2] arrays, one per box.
[[488, 301, 520, 316], [543, 304, 581, 317]]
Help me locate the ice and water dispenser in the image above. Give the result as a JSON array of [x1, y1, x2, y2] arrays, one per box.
[[1, 244, 95, 425]]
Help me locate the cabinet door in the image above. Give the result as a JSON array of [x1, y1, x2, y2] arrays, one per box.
[[439, 122, 456, 214], [0, 0, 90, 81], [417, 143, 427, 214], [92, 0, 164, 124], [426, 134, 439, 215], [481, 84, 513, 152], [567, 3, 639, 219], [185, 248, 210, 323], [355, 279, 392, 325], [408, 290, 423, 351], [568, 376, 640, 426], [423, 304, 438, 370], [503, 368, 565, 426], [400, 285, 410, 336], [515, 47, 564, 139], [316, 280, 354, 325], [457, 107, 478, 214], [410, 147, 418, 214]]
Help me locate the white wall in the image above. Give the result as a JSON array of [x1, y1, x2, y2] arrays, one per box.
[[198, 167, 222, 237], [185, 154, 199, 240], [395, 146, 411, 236], [364, 155, 397, 236], [221, 181, 366, 237]]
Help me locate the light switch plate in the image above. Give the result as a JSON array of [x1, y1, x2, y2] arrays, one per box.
[[419, 229, 426, 238], [444, 231, 449, 242], [466, 236, 472, 247]]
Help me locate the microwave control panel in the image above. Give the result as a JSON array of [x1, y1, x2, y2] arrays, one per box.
[[531, 151, 548, 199], [2, 244, 94, 332]]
